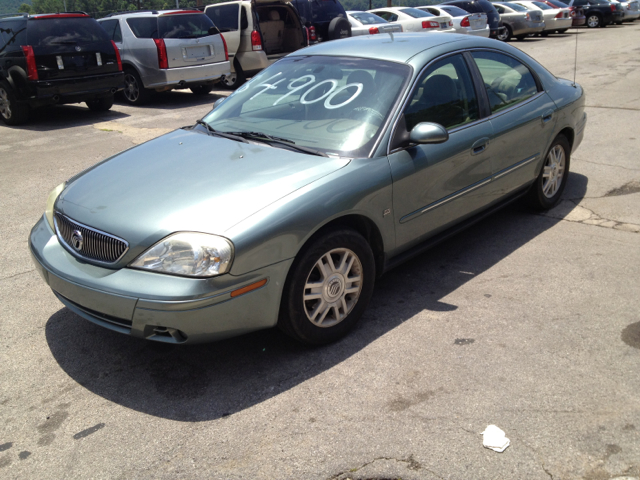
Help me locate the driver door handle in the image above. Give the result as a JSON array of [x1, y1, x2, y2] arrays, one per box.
[[471, 137, 490, 156]]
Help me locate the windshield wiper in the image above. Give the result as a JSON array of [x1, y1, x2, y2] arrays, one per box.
[[192, 120, 248, 143], [224, 131, 329, 157]]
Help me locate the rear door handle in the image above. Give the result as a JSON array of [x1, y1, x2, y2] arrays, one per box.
[[542, 110, 554, 124], [471, 137, 490, 156]]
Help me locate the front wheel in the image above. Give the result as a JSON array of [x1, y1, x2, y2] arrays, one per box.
[[86, 94, 114, 112], [586, 14, 602, 28], [527, 135, 571, 210], [497, 25, 512, 42], [278, 229, 375, 345], [0, 82, 29, 125]]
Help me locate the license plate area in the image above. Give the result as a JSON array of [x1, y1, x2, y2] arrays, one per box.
[[183, 45, 212, 60]]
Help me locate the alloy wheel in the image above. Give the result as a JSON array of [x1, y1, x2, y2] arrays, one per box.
[[222, 73, 238, 88], [123, 73, 140, 103], [0, 87, 12, 120], [303, 248, 363, 328], [587, 15, 600, 27], [542, 144, 566, 198]]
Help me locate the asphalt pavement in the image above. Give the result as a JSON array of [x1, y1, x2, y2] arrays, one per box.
[[1, 23, 639, 480]]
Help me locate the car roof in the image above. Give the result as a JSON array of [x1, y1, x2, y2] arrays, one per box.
[[289, 32, 494, 64]]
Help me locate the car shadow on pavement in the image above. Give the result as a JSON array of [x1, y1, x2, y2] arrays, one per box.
[[114, 90, 228, 111], [45, 173, 588, 422], [17, 104, 130, 131]]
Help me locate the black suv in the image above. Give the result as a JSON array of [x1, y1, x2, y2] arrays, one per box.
[[0, 12, 124, 125], [556, 0, 624, 27], [439, 0, 505, 38], [289, 0, 351, 42]]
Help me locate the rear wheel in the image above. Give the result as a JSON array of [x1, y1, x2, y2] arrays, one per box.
[[86, 95, 114, 112], [0, 81, 29, 125], [190, 84, 214, 95], [527, 135, 571, 210], [221, 60, 246, 90], [497, 24, 512, 41], [586, 14, 602, 28], [278, 229, 375, 345], [122, 69, 150, 105]]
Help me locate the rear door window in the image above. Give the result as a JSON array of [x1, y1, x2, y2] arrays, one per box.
[[27, 17, 110, 45], [126, 17, 158, 38], [205, 4, 240, 32], [471, 51, 539, 114], [158, 14, 214, 39]]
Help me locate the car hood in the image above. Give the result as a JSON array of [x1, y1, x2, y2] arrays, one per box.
[[56, 129, 349, 260]]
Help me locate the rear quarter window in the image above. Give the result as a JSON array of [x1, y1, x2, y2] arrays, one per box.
[[0, 21, 27, 53], [27, 17, 109, 45], [205, 5, 240, 32], [126, 17, 158, 39]]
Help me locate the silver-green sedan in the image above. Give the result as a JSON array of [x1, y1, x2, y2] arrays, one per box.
[[30, 33, 587, 345]]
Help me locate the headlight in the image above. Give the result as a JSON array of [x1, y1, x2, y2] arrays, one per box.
[[45, 182, 66, 230], [130, 233, 233, 277]]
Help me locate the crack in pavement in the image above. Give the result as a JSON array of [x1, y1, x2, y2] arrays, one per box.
[[329, 455, 443, 480], [0, 269, 36, 282], [515, 436, 555, 480], [541, 199, 640, 233], [580, 160, 640, 172]]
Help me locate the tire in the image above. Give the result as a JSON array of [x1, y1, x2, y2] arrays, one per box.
[[586, 13, 601, 28], [327, 17, 352, 40], [540, 31, 549, 36], [86, 94, 114, 112], [190, 84, 214, 95], [221, 60, 246, 90], [557, 28, 569, 33], [527, 135, 571, 210], [278, 229, 375, 345], [0, 81, 29, 125], [122, 68, 150, 105], [615, 21, 623, 25], [515, 34, 527, 41], [497, 24, 512, 41]]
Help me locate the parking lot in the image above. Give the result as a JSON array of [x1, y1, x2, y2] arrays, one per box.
[[1, 23, 639, 480]]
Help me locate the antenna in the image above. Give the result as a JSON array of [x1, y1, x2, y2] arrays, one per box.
[[572, 25, 578, 87]]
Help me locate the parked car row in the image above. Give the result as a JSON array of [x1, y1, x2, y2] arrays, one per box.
[[1, 0, 638, 125]]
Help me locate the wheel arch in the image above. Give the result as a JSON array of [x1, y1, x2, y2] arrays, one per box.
[[557, 126, 574, 151]]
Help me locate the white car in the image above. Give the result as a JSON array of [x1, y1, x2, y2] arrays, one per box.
[[417, 5, 490, 36], [368, 7, 456, 33], [610, 0, 640, 22], [346, 11, 403, 36], [510, 0, 573, 33]]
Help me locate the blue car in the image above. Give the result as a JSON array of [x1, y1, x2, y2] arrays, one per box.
[[30, 33, 587, 345]]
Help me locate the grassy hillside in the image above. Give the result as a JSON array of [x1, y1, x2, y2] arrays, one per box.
[[0, 0, 32, 15]]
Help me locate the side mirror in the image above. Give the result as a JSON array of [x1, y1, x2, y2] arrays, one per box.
[[212, 97, 225, 109], [208, 26, 221, 36], [409, 122, 449, 144]]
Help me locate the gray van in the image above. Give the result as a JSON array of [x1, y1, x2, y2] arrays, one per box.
[[98, 10, 231, 104]]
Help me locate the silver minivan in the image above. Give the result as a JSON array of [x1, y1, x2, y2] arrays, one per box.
[[98, 10, 231, 104]]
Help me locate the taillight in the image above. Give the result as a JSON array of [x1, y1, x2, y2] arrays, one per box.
[[422, 20, 439, 29], [525, 12, 531, 20], [369, 26, 379, 34], [309, 25, 317, 42], [460, 16, 470, 27], [220, 34, 229, 61], [449, 20, 453, 26], [251, 30, 262, 51], [21, 45, 38, 80], [555, 11, 564, 18], [111, 40, 122, 71], [610, 4, 616, 11], [153, 38, 168, 69]]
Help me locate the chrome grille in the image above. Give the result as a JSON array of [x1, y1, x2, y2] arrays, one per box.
[[54, 212, 128, 264]]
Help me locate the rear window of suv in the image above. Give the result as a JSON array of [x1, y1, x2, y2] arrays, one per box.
[[127, 14, 214, 39], [27, 17, 109, 46]]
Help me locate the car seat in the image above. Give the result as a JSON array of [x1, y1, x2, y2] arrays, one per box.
[[260, 9, 285, 54], [405, 74, 464, 129]]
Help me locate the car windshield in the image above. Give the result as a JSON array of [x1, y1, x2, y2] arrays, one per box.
[[350, 12, 389, 24], [158, 14, 214, 39], [502, 2, 528, 11], [532, 1, 553, 9], [440, 6, 471, 16], [202, 56, 411, 157], [400, 8, 435, 18], [27, 17, 109, 45]]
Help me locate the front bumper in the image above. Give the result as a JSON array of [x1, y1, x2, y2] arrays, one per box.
[[144, 61, 231, 89], [30, 215, 292, 344], [26, 72, 124, 107]]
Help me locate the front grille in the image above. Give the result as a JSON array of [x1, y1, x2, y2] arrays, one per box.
[[54, 212, 128, 264]]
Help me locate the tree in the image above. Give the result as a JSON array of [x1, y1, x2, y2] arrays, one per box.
[[18, 3, 34, 13]]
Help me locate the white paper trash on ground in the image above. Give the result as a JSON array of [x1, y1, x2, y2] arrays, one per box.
[[481, 425, 510, 452]]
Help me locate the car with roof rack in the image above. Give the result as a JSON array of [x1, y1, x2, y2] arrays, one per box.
[[0, 12, 124, 125], [97, 9, 230, 105]]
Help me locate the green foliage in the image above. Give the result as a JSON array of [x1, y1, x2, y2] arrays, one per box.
[[0, 0, 32, 15]]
